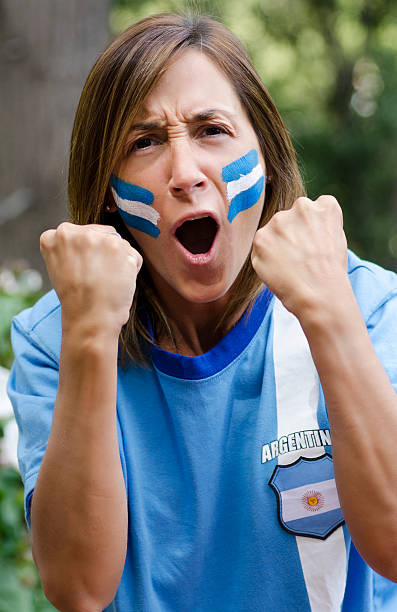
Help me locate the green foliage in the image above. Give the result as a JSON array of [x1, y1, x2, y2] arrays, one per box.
[[0, 463, 55, 611], [0, 293, 40, 370], [0, 268, 54, 610], [110, 0, 397, 271], [0, 266, 43, 369]]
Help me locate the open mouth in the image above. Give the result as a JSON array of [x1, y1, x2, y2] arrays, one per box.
[[175, 216, 218, 254]]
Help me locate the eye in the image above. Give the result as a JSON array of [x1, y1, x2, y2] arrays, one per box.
[[125, 136, 159, 155], [200, 125, 229, 137], [135, 137, 155, 149]]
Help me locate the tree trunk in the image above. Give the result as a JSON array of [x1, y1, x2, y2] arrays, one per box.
[[0, 0, 110, 286]]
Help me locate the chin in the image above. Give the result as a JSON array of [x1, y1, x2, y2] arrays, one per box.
[[173, 278, 233, 306]]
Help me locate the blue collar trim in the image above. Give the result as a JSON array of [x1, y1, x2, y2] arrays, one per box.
[[151, 288, 273, 380]]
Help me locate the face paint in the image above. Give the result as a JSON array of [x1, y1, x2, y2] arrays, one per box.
[[110, 174, 160, 238], [222, 149, 266, 223]]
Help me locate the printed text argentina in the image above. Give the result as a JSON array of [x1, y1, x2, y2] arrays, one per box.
[[261, 429, 331, 463]]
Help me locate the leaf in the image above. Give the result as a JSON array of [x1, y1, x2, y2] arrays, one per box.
[[0, 562, 33, 612]]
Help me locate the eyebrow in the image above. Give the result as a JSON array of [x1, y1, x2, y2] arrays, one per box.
[[129, 108, 236, 132]]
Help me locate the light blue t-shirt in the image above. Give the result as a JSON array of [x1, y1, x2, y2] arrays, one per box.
[[7, 251, 397, 611]]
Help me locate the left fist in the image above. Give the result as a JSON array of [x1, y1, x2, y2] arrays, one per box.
[[251, 195, 348, 316]]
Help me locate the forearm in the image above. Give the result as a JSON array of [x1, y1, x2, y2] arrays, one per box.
[[31, 325, 127, 611], [299, 279, 397, 579]]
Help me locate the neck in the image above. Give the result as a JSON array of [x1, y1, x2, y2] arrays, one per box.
[[164, 302, 245, 357], [148, 279, 245, 357]]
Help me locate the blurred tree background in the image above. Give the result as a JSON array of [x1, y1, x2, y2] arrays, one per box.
[[0, 0, 396, 609]]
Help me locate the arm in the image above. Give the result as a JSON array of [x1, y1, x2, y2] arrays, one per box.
[[32, 223, 142, 612], [252, 196, 397, 581]]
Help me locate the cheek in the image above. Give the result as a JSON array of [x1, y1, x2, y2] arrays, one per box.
[[221, 149, 266, 223], [110, 174, 161, 238], [233, 200, 264, 247]]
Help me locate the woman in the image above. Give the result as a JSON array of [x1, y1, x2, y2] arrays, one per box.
[[8, 12, 397, 612]]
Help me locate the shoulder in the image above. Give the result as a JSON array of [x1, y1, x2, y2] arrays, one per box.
[[347, 250, 397, 323], [11, 290, 61, 364]]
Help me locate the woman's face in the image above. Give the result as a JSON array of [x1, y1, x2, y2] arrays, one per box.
[[113, 49, 266, 307]]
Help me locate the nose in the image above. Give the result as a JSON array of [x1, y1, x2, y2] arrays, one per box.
[[168, 141, 207, 197]]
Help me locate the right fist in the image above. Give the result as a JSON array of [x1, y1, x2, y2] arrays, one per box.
[[40, 223, 143, 335]]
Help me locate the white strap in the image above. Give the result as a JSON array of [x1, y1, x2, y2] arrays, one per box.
[[272, 298, 347, 611]]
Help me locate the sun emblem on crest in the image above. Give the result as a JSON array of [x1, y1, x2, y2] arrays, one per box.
[[301, 489, 325, 512]]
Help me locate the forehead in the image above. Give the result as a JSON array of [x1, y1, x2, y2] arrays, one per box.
[[136, 49, 244, 122]]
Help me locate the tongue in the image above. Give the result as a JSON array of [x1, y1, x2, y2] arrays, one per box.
[[175, 217, 218, 254]]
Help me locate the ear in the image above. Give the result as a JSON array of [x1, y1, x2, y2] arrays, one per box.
[[105, 202, 117, 213]]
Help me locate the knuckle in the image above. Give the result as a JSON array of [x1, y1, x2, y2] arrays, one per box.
[[127, 251, 143, 270], [293, 198, 315, 219], [39, 229, 55, 251], [39, 231, 49, 246], [316, 194, 340, 211], [252, 229, 264, 250], [57, 221, 72, 232], [294, 196, 311, 208], [317, 195, 343, 223], [126, 254, 137, 266], [272, 211, 282, 224], [106, 237, 121, 254], [269, 210, 285, 232], [318, 194, 338, 204], [89, 223, 116, 231], [86, 227, 104, 245], [56, 222, 74, 241]]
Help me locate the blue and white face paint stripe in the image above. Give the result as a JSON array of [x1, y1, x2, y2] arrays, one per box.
[[222, 149, 266, 223], [110, 174, 160, 238]]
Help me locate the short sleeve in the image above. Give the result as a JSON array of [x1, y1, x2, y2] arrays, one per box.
[[366, 290, 397, 393], [7, 318, 59, 527]]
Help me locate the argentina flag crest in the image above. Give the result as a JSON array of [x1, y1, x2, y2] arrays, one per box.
[[269, 454, 344, 540]]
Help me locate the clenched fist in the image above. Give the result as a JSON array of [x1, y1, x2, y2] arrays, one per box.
[[251, 196, 348, 318], [40, 223, 142, 337]]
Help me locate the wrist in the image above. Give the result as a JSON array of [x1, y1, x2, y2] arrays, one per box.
[[290, 273, 353, 327], [57, 322, 120, 415], [61, 312, 122, 344], [296, 278, 367, 344], [60, 320, 121, 364]]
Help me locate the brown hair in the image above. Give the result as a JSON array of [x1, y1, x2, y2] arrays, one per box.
[[68, 12, 304, 364]]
